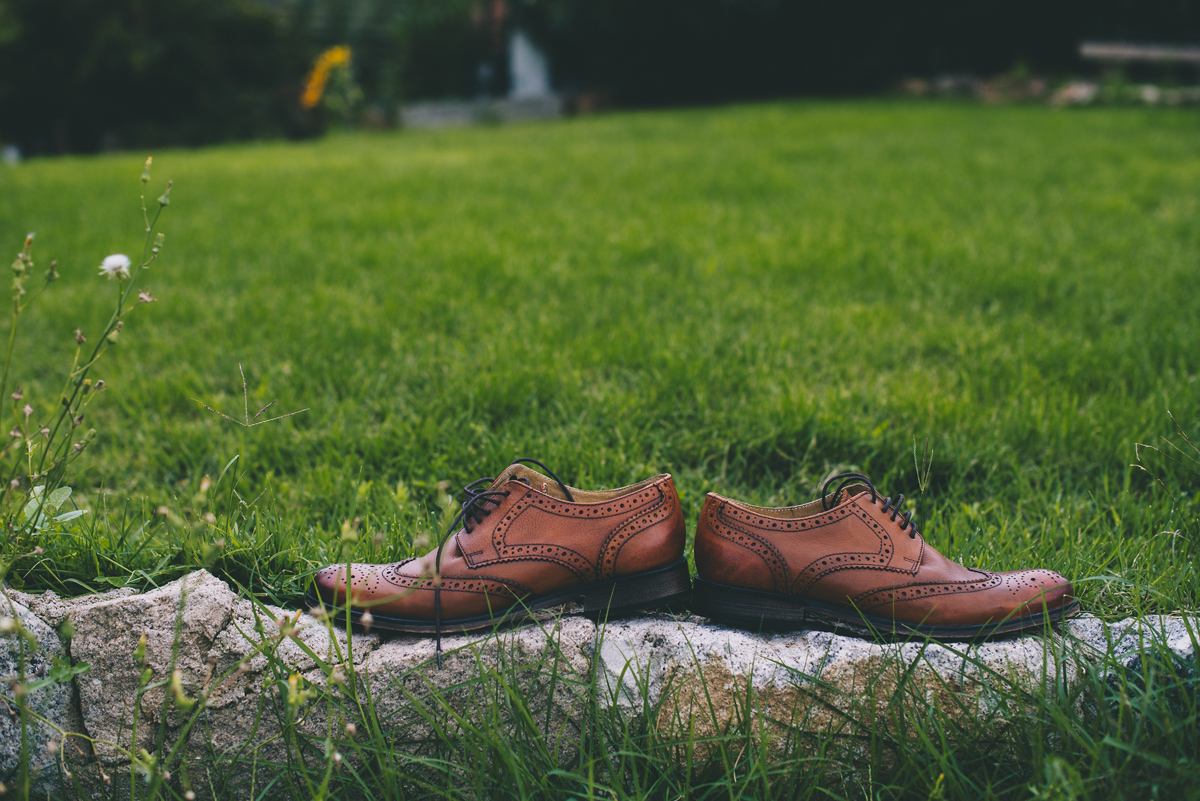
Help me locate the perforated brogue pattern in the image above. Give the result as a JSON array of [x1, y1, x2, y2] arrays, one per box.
[[377, 561, 531, 600], [790, 500, 924, 595], [464, 482, 661, 581], [1001, 570, 1066, 600], [599, 486, 671, 579], [319, 561, 414, 602], [853, 571, 1003, 612], [708, 502, 791, 592]]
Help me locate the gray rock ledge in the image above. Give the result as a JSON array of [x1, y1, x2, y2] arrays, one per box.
[[1, 570, 1196, 798]]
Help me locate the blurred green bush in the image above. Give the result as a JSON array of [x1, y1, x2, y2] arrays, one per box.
[[0, 0, 481, 154], [0, 0, 316, 152]]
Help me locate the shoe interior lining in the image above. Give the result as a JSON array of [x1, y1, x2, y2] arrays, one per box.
[[496, 463, 665, 503], [721, 484, 872, 519]]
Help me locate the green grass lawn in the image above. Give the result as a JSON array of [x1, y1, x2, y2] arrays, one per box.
[[3, 101, 1199, 610], [4, 103, 1195, 609], [3, 101, 1200, 799]]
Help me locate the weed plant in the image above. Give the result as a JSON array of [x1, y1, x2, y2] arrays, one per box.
[[0, 102, 1198, 798]]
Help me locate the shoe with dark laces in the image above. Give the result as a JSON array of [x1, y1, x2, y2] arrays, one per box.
[[311, 458, 690, 665], [691, 472, 1078, 640]]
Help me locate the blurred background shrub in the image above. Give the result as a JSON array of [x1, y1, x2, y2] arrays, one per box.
[[2, 0, 1200, 154]]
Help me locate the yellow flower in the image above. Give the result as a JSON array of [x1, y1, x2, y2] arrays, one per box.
[[301, 46, 353, 110]]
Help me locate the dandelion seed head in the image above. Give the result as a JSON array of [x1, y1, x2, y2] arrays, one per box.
[[98, 254, 131, 281]]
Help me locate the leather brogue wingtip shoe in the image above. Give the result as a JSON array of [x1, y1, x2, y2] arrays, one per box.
[[310, 458, 691, 660], [691, 472, 1078, 641]]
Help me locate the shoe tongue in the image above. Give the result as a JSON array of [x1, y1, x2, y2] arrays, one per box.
[[824, 483, 871, 509]]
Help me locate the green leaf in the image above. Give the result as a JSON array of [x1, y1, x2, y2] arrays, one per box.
[[24, 658, 90, 693], [53, 509, 87, 523], [48, 486, 72, 509]]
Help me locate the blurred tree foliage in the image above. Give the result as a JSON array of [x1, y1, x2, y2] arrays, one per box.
[[0, 0, 479, 153], [0, 0, 315, 153], [546, 0, 1200, 106], [3, 0, 1200, 153]]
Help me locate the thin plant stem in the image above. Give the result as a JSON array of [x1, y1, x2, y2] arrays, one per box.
[[34, 205, 163, 477], [0, 300, 18, 420]]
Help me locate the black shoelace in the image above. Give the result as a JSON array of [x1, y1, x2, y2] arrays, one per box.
[[819, 471, 921, 540], [432, 457, 574, 667]]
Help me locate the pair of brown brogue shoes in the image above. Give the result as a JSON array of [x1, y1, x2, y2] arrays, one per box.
[[312, 458, 1076, 662]]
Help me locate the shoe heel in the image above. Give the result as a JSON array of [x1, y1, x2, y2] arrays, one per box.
[[690, 578, 808, 629], [582, 560, 692, 618]]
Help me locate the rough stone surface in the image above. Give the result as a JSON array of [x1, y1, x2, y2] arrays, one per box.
[[0, 570, 1197, 798], [1066, 613, 1198, 662], [193, 595, 381, 768], [7, 586, 139, 628], [67, 570, 238, 765], [0, 595, 79, 796], [353, 615, 595, 758], [596, 613, 1067, 749], [595, 612, 1199, 756]]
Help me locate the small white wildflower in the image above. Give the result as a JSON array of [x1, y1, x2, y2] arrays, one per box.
[[98, 254, 131, 281]]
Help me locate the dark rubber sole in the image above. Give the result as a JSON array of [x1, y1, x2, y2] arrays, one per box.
[[690, 577, 1080, 642], [307, 560, 693, 634]]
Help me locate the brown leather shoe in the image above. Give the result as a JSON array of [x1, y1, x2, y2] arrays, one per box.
[[692, 472, 1077, 640], [311, 458, 690, 658]]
